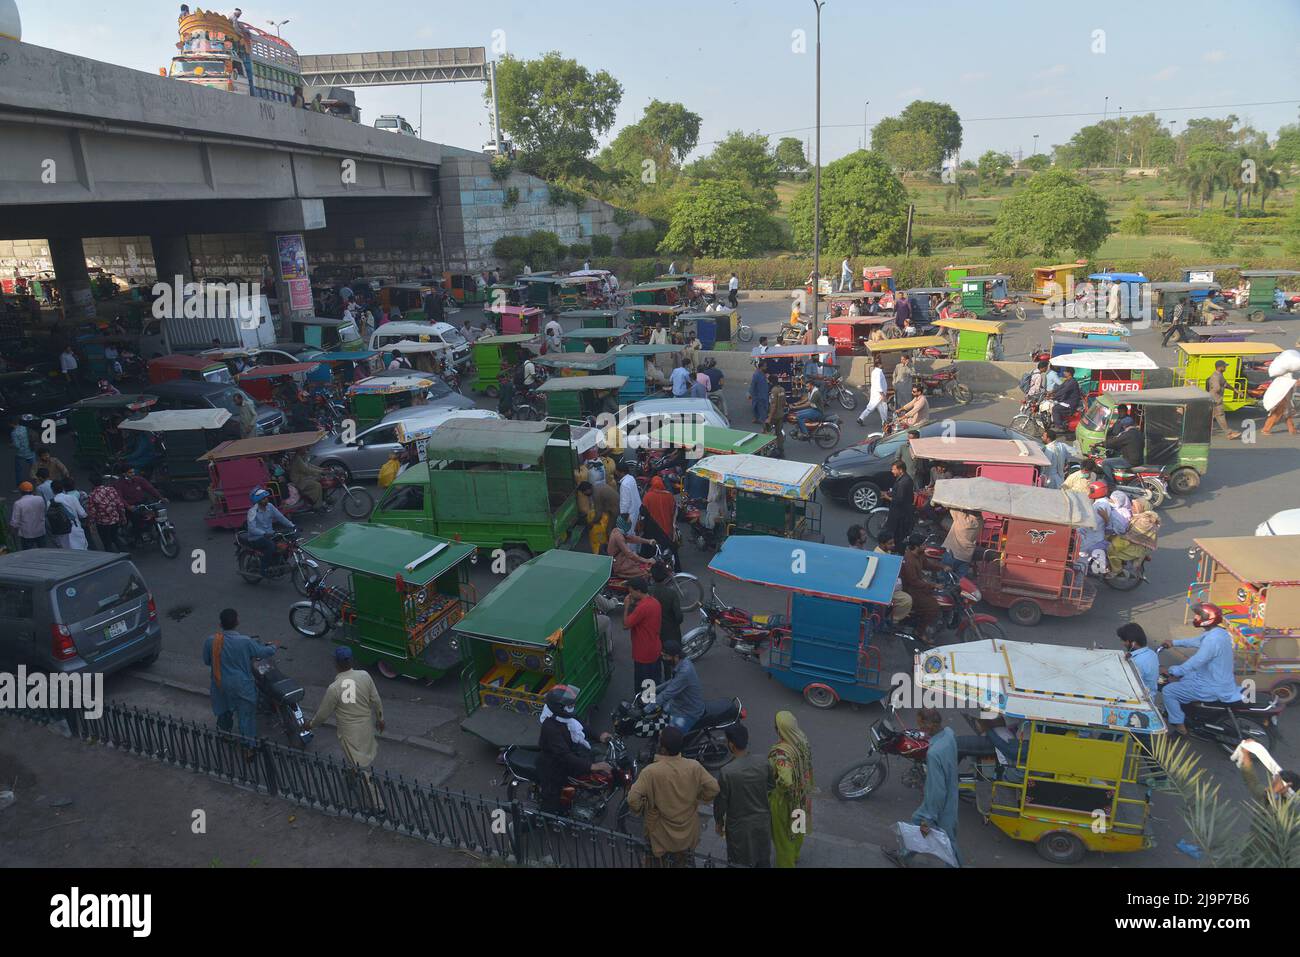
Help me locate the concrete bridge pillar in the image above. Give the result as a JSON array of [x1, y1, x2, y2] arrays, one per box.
[[48, 236, 96, 321], [150, 234, 193, 286]]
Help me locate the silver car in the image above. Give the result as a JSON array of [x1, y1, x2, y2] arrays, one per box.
[[308, 406, 500, 480]]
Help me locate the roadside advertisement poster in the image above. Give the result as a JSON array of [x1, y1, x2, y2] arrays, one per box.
[[288, 278, 313, 312], [277, 234, 308, 281]]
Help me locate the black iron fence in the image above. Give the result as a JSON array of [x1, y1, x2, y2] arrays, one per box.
[[7, 703, 722, 868]]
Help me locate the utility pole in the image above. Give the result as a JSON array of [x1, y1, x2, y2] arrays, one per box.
[[488, 60, 503, 153], [811, 0, 825, 337], [863, 100, 869, 151]]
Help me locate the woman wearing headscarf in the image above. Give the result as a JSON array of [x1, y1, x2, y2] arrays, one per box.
[[768, 711, 814, 867], [1107, 490, 1132, 535], [1108, 497, 1160, 574], [607, 522, 654, 580], [640, 475, 680, 570]]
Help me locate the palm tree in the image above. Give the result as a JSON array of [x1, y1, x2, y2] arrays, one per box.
[[1148, 734, 1300, 868]]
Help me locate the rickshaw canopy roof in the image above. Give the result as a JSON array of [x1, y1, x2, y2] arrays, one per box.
[[906, 286, 960, 294], [561, 328, 629, 340], [1148, 281, 1222, 293], [866, 335, 948, 353], [688, 454, 822, 499], [759, 345, 826, 357], [301, 524, 475, 586], [536, 374, 627, 392], [613, 343, 682, 356], [629, 304, 687, 314], [237, 362, 323, 379], [535, 352, 617, 370], [558, 310, 619, 319], [119, 409, 231, 433], [915, 640, 1164, 733], [681, 308, 738, 318], [861, 266, 894, 276], [394, 410, 501, 445], [423, 418, 562, 466], [1087, 273, 1147, 283], [1049, 350, 1158, 371], [934, 317, 1006, 334], [1240, 269, 1300, 277], [1035, 263, 1088, 273], [646, 423, 775, 455], [381, 340, 452, 354], [708, 535, 902, 607], [1049, 322, 1130, 336], [930, 477, 1101, 530], [1098, 385, 1210, 406], [827, 316, 891, 326], [567, 270, 613, 279], [311, 350, 379, 361], [72, 394, 157, 412], [961, 274, 1011, 281], [199, 431, 326, 461], [632, 281, 686, 291], [454, 550, 612, 647], [944, 264, 989, 270], [348, 374, 435, 395], [909, 437, 1049, 467], [1051, 335, 1131, 351], [1175, 342, 1281, 357], [1192, 535, 1300, 585], [476, 334, 538, 346], [490, 305, 544, 316]]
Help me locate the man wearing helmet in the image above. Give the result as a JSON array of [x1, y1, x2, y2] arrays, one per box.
[[1159, 603, 1242, 735], [245, 487, 296, 572], [537, 684, 611, 814]]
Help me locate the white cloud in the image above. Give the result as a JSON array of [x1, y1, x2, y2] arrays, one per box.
[[1202, 50, 1226, 63], [1036, 64, 1067, 79], [1152, 66, 1179, 82]]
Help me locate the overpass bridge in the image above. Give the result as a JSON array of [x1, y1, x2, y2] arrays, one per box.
[[0, 37, 446, 318]]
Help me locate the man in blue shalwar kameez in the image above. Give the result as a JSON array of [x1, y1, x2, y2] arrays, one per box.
[[885, 708, 962, 867], [202, 608, 278, 744], [1159, 602, 1242, 734]]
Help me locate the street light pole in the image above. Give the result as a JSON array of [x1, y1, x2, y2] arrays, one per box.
[[812, 0, 824, 338], [1114, 108, 1124, 168], [863, 100, 869, 152], [267, 18, 289, 38], [1032, 133, 1039, 157]]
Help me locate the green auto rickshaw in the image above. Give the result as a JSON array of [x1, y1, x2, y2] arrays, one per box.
[[69, 393, 158, 470], [1074, 386, 1212, 496], [470, 334, 539, 396]]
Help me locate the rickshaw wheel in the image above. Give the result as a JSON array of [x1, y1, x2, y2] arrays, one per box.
[[377, 660, 400, 680], [1168, 468, 1200, 496], [803, 683, 839, 709], [1036, 831, 1086, 865], [502, 548, 532, 576], [948, 383, 974, 404], [1247, 309, 1266, 323], [1008, 600, 1042, 627], [735, 324, 754, 343]]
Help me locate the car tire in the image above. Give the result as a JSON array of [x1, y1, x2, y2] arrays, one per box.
[[848, 481, 883, 513]]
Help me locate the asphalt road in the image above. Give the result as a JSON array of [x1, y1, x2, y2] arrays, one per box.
[[15, 293, 1300, 868]]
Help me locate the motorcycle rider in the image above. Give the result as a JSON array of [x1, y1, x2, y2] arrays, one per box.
[[788, 379, 827, 438], [1048, 369, 1082, 431], [1079, 481, 1114, 574], [537, 684, 611, 815], [1118, 623, 1160, 698], [245, 488, 297, 573], [1158, 602, 1243, 736], [112, 468, 166, 545], [655, 640, 705, 733], [1098, 416, 1143, 488]]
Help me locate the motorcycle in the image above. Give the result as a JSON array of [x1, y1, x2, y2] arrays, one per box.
[[288, 571, 352, 638], [499, 732, 638, 828], [833, 704, 1001, 800], [236, 529, 319, 596], [1157, 648, 1284, 753], [602, 543, 702, 613], [680, 585, 790, 662], [915, 366, 972, 405], [783, 410, 842, 449], [612, 696, 744, 771], [251, 650, 313, 749], [809, 372, 858, 410], [122, 498, 180, 559], [1063, 454, 1167, 508]]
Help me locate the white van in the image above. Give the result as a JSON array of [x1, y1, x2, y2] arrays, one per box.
[[369, 321, 471, 367]]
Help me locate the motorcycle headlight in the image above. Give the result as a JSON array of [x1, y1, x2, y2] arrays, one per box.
[[963, 588, 981, 602]]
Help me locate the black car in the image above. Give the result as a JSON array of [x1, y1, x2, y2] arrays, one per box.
[[0, 371, 73, 427], [821, 420, 1037, 513], [143, 380, 285, 436]]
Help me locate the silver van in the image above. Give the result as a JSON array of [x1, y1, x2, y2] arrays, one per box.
[[307, 406, 501, 480], [0, 550, 162, 676]]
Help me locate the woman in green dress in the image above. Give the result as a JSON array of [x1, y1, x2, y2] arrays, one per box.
[[768, 710, 814, 867]]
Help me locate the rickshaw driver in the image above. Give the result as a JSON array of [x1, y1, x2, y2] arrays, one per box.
[[1158, 602, 1243, 735], [1048, 370, 1082, 430], [789, 380, 827, 437], [245, 488, 298, 573], [537, 684, 612, 815], [654, 640, 706, 733], [1097, 416, 1143, 488], [894, 385, 931, 431], [289, 448, 327, 509]]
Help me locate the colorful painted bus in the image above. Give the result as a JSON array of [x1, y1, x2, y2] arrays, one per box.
[[169, 10, 305, 104]]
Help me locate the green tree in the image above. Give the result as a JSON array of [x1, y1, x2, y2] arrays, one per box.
[[687, 131, 780, 207], [884, 129, 942, 173], [989, 168, 1111, 258], [870, 116, 905, 154], [659, 179, 778, 257], [1274, 124, 1300, 168], [774, 136, 809, 175], [1057, 124, 1112, 168], [1175, 143, 1233, 211], [1190, 215, 1240, 257], [1283, 200, 1300, 256], [490, 52, 622, 179], [639, 100, 702, 165], [1022, 153, 1051, 171], [977, 150, 1012, 187], [897, 100, 963, 158], [1119, 198, 1151, 235], [788, 150, 909, 257]]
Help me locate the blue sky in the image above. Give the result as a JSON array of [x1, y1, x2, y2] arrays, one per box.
[[19, 0, 1300, 161]]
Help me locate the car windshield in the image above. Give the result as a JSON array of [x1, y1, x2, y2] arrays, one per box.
[[870, 432, 909, 458], [1081, 403, 1111, 432], [441, 329, 467, 347], [376, 119, 397, 128], [174, 59, 228, 76], [56, 563, 148, 623], [205, 388, 248, 416]]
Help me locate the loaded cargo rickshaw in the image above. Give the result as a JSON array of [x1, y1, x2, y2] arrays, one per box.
[[346, 374, 433, 431], [296, 523, 477, 681], [1030, 262, 1088, 303], [559, 327, 630, 354], [1172, 341, 1281, 413], [1074, 386, 1212, 497], [470, 334, 538, 396], [69, 393, 158, 470], [368, 418, 581, 573], [929, 477, 1099, 627], [1239, 269, 1300, 322], [455, 549, 613, 749], [199, 431, 326, 530], [688, 453, 824, 542], [1186, 535, 1300, 705], [905, 639, 1164, 864], [958, 274, 1020, 319], [704, 535, 902, 710], [535, 374, 627, 423], [493, 304, 545, 335], [118, 408, 234, 501], [934, 317, 1007, 361]]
